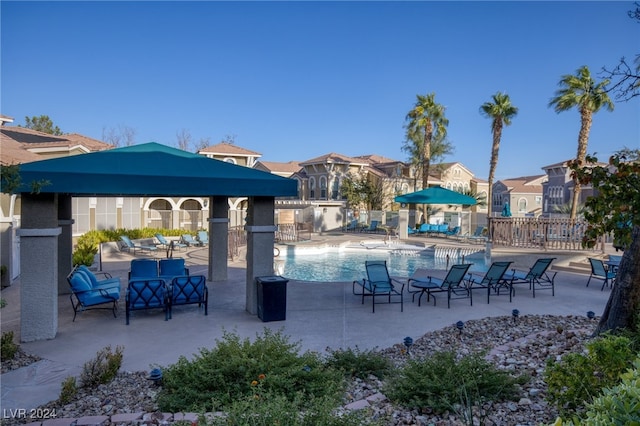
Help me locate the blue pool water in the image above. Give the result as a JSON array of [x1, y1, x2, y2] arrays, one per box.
[[278, 249, 488, 282]]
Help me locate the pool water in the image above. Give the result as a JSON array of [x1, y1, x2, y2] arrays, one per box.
[[278, 250, 488, 282]]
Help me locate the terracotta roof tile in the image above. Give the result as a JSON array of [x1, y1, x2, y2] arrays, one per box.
[[199, 142, 261, 156]]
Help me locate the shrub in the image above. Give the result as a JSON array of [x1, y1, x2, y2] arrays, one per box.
[[80, 345, 123, 387], [157, 329, 344, 413], [544, 334, 634, 415], [384, 350, 523, 415], [324, 346, 391, 379], [59, 376, 78, 404], [1, 331, 18, 361], [0, 298, 6, 308]]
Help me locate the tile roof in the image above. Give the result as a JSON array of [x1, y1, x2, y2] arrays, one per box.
[[299, 152, 369, 166], [1, 126, 113, 165], [255, 160, 302, 174], [199, 142, 261, 156]]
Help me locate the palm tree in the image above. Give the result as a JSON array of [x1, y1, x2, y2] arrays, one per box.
[[549, 65, 614, 219], [480, 92, 518, 219], [405, 93, 449, 191]]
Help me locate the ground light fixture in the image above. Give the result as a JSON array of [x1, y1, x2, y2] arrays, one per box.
[[456, 320, 464, 335], [148, 368, 163, 386], [587, 311, 596, 320], [512, 309, 520, 324]]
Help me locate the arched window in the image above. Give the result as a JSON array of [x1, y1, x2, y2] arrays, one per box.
[[223, 157, 237, 164], [309, 177, 316, 199], [518, 198, 527, 212], [320, 176, 327, 199], [331, 178, 340, 200], [149, 199, 172, 229]]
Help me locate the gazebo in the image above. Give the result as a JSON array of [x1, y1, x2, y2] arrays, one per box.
[[15, 142, 297, 342]]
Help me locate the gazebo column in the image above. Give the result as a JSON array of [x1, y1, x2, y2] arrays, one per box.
[[18, 193, 61, 342], [208, 196, 228, 281], [57, 194, 73, 294], [245, 196, 275, 315]]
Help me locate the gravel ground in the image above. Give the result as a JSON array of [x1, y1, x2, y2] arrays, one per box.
[[1, 314, 597, 426]]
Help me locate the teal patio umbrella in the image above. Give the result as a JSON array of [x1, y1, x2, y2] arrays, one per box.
[[394, 186, 478, 206], [501, 202, 512, 217]]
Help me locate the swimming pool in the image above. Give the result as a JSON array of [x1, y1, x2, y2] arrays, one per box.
[[277, 247, 488, 282]]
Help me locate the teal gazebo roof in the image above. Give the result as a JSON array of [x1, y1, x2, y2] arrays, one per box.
[[394, 186, 477, 205], [17, 142, 298, 197]]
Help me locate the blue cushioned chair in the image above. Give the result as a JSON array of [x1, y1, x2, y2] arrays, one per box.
[[170, 275, 208, 317], [125, 279, 170, 325], [129, 258, 159, 280], [159, 258, 189, 281], [67, 267, 121, 321]]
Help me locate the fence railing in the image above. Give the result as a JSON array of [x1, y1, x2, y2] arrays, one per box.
[[228, 226, 247, 260], [489, 217, 600, 250], [227, 223, 313, 259]]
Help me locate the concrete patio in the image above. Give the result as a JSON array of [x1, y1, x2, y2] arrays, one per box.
[[0, 234, 614, 412]]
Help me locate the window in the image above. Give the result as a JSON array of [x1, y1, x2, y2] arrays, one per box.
[[535, 196, 542, 205], [309, 177, 316, 199], [518, 198, 527, 212], [320, 176, 327, 199], [331, 178, 340, 200]]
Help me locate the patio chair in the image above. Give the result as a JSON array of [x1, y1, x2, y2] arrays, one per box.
[[155, 233, 187, 251], [344, 219, 358, 232], [444, 226, 461, 239], [363, 220, 379, 233], [352, 260, 405, 313], [417, 223, 431, 234], [408, 263, 472, 308], [159, 258, 189, 282], [467, 261, 513, 303], [119, 235, 158, 254], [197, 231, 209, 246], [181, 234, 202, 247], [407, 226, 417, 236], [170, 275, 208, 317], [125, 278, 170, 325], [129, 258, 159, 280], [587, 258, 616, 291], [76, 265, 121, 291], [504, 258, 556, 298], [466, 226, 487, 244], [67, 267, 121, 321]]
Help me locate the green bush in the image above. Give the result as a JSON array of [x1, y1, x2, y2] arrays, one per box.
[[1, 331, 18, 361], [324, 346, 391, 379], [80, 345, 124, 387], [550, 358, 640, 426], [384, 350, 523, 415], [544, 334, 634, 415], [59, 376, 78, 405], [204, 387, 383, 426], [157, 329, 344, 413]]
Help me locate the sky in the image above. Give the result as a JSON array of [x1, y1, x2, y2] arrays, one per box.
[[2, 1, 639, 181]]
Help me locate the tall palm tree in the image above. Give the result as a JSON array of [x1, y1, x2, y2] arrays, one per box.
[[405, 93, 449, 191], [549, 65, 614, 219], [480, 92, 518, 219]]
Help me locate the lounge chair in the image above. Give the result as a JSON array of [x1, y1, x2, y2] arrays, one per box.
[[444, 226, 461, 239], [170, 275, 208, 317], [155, 233, 187, 251], [408, 263, 472, 308], [67, 266, 121, 321], [587, 258, 616, 291], [363, 220, 379, 233], [504, 258, 556, 298], [125, 278, 170, 325], [417, 223, 431, 234], [181, 234, 201, 247], [466, 226, 487, 244], [120, 235, 158, 254], [407, 226, 417, 236], [197, 231, 209, 246], [352, 260, 405, 312], [344, 219, 359, 232], [468, 261, 513, 303]]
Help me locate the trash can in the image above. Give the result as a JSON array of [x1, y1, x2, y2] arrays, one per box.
[[256, 275, 288, 322]]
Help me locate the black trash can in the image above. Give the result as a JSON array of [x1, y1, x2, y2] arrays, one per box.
[[256, 275, 288, 322]]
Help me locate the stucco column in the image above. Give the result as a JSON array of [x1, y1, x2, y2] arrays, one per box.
[[18, 193, 60, 342], [208, 196, 228, 282], [398, 209, 409, 239], [57, 194, 73, 294], [245, 196, 276, 315]]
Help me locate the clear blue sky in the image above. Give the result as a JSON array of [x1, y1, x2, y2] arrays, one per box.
[[2, 1, 638, 180]]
